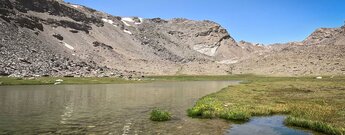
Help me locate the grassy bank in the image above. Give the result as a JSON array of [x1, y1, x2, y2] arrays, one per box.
[[187, 76, 345, 135], [0, 77, 142, 85], [0, 74, 256, 86]]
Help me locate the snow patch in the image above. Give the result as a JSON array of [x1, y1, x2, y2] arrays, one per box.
[[123, 29, 132, 35], [193, 45, 218, 56], [121, 20, 131, 26], [122, 17, 135, 22], [102, 18, 114, 24], [102, 18, 118, 28], [71, 5, 79, 8], [121, 17, 134, 26], [61, 42, 75, 50], [121, 17, 144, 26], [216, 59, 238, 64]]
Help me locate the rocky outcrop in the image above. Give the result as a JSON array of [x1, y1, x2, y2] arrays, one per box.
[[93, 41, 113, 50], [303, 25, 345, 45], [13, 0, 104, 26], [0, 19, 116, 77]]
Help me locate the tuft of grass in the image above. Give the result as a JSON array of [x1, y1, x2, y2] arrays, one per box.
[[187, 76, 345, 134], [187, 97, 223, 118], [285, 116, 345, 135], [150, 108, 172, 121], [220, 110, 251, 121]]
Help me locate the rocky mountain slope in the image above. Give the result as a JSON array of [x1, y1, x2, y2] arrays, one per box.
[[0, 0, 344, 77], [231, 25, 345, 76]]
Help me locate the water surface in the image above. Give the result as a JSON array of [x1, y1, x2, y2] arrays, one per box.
[[227, 115, 314, 135], [0, 81, 237, 135]]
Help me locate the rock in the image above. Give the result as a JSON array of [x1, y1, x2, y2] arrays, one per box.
[[45, 19, 92, 34], [69, 30, 79, 33], [92, 41, 113, 50], [14, 16, 44, 31], [149, 18, 167, 23], [0, 71, 10, 76], [53, 33, 64, 40], [316, 76, 322, 79], [18, 58, 31, 64]]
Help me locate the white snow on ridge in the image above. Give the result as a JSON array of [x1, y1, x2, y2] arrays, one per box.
[[121, 17, 135, 22], [71, 5, 79, 8], [121, 17, 134, 26], [123, 29, 132, 35], [193, 45, 218, 56], [121, 17, 144, 26], [61, 42, 75, 50], [102, 18, 118, 27], [121, 20, 131, 26], [102, 18, 114, 25]]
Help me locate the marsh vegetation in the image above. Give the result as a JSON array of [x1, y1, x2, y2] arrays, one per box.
[[187, 76, 345, 135]]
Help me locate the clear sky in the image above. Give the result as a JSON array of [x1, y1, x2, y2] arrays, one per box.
[[65, 0, 345, 44]]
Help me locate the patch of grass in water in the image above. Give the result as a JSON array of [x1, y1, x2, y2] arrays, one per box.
[[219, 110, 251, 121], [285, 116, 345, 135], [187, 76, 345, 135], [150, 108, 171, 121]]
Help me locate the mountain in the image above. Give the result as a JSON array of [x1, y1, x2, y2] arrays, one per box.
[[303, 26, 345, 45], [0, 0, 344, 77], [231, 26, 345, 76]]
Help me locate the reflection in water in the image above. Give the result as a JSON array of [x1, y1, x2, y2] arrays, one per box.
[[0, 81, 237, 134], [227, 116, 313, 135]]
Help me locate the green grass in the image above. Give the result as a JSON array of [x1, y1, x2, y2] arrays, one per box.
[[150, 108, 172, 121], [0, 74, 266, 86], [187, 76, 345, 135], [0, 77, 144, 85], [285, 116, 344, 135], [147, 74, 258, 81]]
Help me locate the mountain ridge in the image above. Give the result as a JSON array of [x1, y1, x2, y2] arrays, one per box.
[[0, 0, 344, 77]]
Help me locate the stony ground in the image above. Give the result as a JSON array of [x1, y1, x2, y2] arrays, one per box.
[[0, 0, 344, 77]]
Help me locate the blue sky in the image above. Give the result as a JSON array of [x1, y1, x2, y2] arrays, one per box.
[[65, 0, 345, 44]]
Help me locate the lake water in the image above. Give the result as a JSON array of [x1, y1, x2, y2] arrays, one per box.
[[227, 115, 315, 135], [0, 81, 237, 135], [0, 81, 316, 135]]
